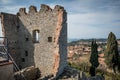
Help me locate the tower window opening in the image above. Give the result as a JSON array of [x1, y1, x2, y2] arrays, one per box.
[[33, 30, 40, 43], [25, 50, 28, 56], [21, 58, 25, 62], [25, 35, 29, 41], [48, 37, 52, 42]]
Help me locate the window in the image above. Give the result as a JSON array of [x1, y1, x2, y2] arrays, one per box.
[[33, 30, 40, 43], [16, 25, 20, 32], [25, 35, 29, 41], [48, 37, 52, 42], [25, 50, 28, 56], [21, 58, 25, 62], [25, 37, 29, 41]]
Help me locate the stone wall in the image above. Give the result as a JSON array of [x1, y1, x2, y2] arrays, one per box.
[[0, 61, 13, 80], [17, 4, 67, 77], [56, 7, 67, 77], [0, 4, 67, 77], [0, 13, 20, 66]]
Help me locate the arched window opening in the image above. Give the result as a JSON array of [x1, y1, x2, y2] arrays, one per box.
[[33, 30, 40, 43]]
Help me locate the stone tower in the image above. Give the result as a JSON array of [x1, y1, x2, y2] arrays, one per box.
[[0, 4, 67, 77]]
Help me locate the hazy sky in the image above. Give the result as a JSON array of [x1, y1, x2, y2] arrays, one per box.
[[0, 0, 120, 39]]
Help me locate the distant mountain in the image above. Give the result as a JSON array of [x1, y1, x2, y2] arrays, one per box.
[[67, 38, 80, 43], [68, 38, 107, 45]]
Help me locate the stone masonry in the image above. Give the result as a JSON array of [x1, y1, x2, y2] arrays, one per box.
[[0, 4, 67, 77], [0, 61, 13, 80]]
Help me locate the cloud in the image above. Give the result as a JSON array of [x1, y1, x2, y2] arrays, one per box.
[[0, 5, 27, 14], [0, 0, 28, 14], [68, 9, 120, 39], [55, 0, 120, 14], [59, 0, 120, 39], [0, 0, 120, 39], [0, 0, 12, 4]]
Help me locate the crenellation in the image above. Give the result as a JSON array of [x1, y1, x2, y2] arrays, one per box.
[[29, 5, 37, 14], [40, 4, 52, 12], [18, 5, 66, 17], [19, 8, 27, 15], [54, 5, 64, 11], [1, 4, 67, 78]]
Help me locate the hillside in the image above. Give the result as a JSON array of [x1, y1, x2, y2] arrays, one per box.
[[68, 38, 107, 46]]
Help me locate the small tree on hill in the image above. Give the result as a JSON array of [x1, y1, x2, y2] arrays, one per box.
[[106, 32, 119, 73], [90, 40, 99, 76]]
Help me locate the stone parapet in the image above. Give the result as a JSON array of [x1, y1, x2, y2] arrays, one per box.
[[18, 4, 66, 16]]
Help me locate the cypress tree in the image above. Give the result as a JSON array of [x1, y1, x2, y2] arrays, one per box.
[[90, 40, 99, 76], [106, 32, 119, 73]]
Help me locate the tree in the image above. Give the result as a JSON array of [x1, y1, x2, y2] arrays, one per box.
[[106, 32, 119, 73], [90, 40, 99, 76]]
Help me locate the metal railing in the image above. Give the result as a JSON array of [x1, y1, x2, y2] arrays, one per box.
[[0, 37, 26, 80], [0, 37, 9, 63]]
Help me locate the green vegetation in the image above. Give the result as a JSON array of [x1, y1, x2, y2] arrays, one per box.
[[96, 69, 120, 80], [106, 32, 120, 73], [69, 62, 120, 80], [68, 32, 120, 79], [90, 40, 99, 76], [68, 62, 91, 77]]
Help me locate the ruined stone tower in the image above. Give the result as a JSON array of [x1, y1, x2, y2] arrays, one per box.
[[0, 4, 67, 77]]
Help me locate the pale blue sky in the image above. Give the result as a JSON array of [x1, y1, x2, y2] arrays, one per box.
[[0, 0, 120, 39]]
